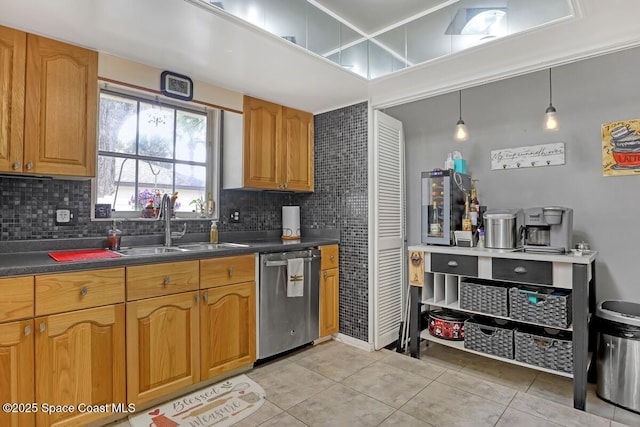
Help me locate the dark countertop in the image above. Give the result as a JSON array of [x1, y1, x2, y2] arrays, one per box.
[[0, 230, 339, 277]]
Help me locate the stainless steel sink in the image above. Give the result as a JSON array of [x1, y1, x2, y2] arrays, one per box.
[[116, 246, 187, 256], [178, 242, 250, 251]]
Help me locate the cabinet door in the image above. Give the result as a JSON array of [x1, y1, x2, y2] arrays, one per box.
[[24, 34, 97, 177], [282, 106, 314, 191], [35, 305, 125, 427], [200, 282, 256, 380], [0, 26, 26, 173], [126, 292, 200, 405], [243, 95, 282, 190], [0, 320, 35, 427], [319, 268, 339, 337]]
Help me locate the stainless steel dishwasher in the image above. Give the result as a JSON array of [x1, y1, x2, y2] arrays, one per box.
[[258, 249, 320, 359]]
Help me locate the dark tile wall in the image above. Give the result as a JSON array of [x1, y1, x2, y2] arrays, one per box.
[[0, 101, 369, 341], [301, 101, 369, 341]]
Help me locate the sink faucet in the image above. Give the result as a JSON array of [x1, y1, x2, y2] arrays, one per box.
[[159, 193, 186, 247]]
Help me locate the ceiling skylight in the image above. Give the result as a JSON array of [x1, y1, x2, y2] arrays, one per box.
[[196, 0, 574, 80]]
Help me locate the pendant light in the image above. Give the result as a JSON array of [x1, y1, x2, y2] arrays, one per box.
[[454, 90, 469, 142], [544, 68, 559, 131]]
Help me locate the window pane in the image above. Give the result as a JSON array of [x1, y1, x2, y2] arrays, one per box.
[[138, 103, 175, 159], [175, 110, 207, 162], [175, 164, 206, 212], [96, 156, 137, 211], [98, 93, 137, 154]]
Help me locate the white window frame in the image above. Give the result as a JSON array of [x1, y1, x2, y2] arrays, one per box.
[[91, 86, 221, 221]]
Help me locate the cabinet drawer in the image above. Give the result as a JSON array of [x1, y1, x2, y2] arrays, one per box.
[[320, 245, 339, 270], [35, 268, 124, 316], [431, 253, 478, 276], [200, 255, 255, 289], [492, 258, 552, 285], [0, 276, 34, 322], [127, 261, 199, 300]]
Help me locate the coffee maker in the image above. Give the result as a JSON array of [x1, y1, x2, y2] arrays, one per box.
[[523, 207, 573, 253]]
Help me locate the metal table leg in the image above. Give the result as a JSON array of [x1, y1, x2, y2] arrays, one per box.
[[572, 263, 589, 410], [410, 286, 421, 358]]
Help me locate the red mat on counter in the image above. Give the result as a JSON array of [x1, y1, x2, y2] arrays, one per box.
[[49, 249, 121, 262]]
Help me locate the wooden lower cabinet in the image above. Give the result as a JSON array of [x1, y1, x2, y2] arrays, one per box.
[[35, 304, 125, 427], [0, 319, 35, 427], [319, 268, 339, 337], [200, 282, 256, 380], [126, 292, 200, 406]]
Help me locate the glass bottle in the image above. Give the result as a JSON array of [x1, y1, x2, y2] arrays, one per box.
[[470, 180, 480, 231], [107, 220, 121, 251], [429, 201, 441, 235], [462, 195, 472, 232], [209, 220, 218, 244]]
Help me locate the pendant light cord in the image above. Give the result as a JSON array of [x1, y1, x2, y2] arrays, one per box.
[[459, 90, 463, 120], [548, 68, 553, 107]]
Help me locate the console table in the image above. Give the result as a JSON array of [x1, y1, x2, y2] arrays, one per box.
[[407, 245, 597, 411]]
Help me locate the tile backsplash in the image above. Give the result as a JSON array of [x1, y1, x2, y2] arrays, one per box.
[[0, 101, 369, 342]]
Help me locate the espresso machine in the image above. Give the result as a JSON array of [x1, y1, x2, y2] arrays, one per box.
[[523, 207, 573, 253]]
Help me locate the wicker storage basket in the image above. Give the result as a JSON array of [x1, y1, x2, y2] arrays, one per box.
[[460, 280, 509, 317], [509, 287, 572, 328], [514, 330, 573, 373], [464, 319, 515, 359]]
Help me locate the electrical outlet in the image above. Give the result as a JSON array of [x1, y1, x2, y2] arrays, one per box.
[[55, 207, 78, 226], [230, 211, 241, 223]]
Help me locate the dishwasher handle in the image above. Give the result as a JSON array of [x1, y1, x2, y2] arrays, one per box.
[[264, 257, 315, 267]]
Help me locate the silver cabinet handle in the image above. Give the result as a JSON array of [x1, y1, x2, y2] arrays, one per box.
[[12, 161, 20, 170], [203, 292, 208, 302], [26, 161, 33, 170], [195, 294, 200, 303], [323, 271, 328, 279], [228, 267, 234, 277], [330, 255, 335, 261], [24, 325, 31, 336], [447, 260, 459, 267], [39, 322, 46, 333], [164, 276, 170, 285], [80, 286, 88, 297], [514, 266, 527, 274], [284, 182, 288, 189]]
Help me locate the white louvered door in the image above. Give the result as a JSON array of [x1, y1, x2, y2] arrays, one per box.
[[372, 110, 406, 350]]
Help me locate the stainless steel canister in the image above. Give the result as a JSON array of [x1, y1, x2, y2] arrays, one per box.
[[483, 209, 523, 249]]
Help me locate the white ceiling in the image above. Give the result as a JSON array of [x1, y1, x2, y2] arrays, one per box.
[[2, 0, 640, 114], [312, 0, 451, 34]]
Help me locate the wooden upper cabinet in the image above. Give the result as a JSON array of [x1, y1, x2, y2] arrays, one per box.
[[243, 95, 282, 190], [240, 95, 313, 191], [24, 33, 97, 177], [283, 106, 314, 191], [0, 26, 26, 174]]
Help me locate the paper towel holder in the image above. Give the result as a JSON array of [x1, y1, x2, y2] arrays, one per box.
[[282, 206, 301, 240]]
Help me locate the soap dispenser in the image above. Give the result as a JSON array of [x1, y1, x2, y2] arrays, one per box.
[[209, 220, 218, 244], [107, 220, 121, 251]]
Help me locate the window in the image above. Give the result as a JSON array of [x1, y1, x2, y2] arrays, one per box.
[[94, 89, 219, 219]]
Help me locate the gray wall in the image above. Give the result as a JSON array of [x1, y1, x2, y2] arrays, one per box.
[[387, 46, 640, 303]]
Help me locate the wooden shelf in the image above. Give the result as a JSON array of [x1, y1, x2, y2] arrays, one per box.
[[420, 330, 573, 378]]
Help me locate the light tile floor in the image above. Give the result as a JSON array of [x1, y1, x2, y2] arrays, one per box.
[[113, 340, 640, 427]]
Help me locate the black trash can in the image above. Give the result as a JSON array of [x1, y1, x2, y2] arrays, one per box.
[[595, 300, 640, 414]]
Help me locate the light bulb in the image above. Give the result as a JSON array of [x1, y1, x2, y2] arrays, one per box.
[[454, 119, 469, 141], [544, 105, 558, 131]]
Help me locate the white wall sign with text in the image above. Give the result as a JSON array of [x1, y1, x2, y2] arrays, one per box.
[[491, 142, 565, 170]]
